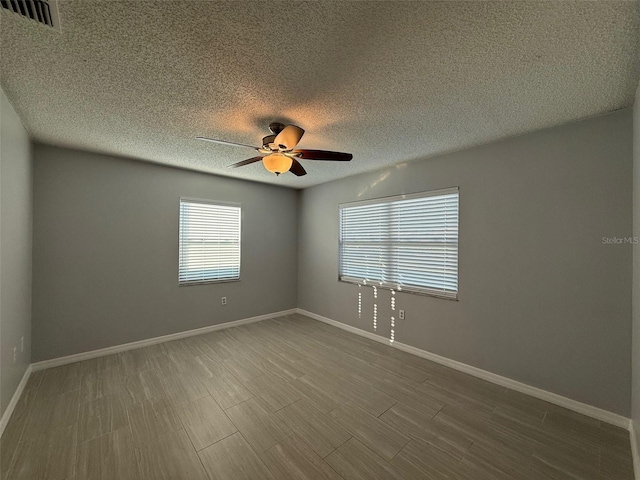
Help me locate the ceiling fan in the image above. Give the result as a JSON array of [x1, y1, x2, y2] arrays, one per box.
[[197, 123, 352, 176]]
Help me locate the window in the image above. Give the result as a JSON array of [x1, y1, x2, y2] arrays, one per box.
[[339, 187, 459, 299], [178, 198, 241, 285]]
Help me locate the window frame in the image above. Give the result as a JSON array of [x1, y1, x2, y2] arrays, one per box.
[[338, 187, 459, 300], [178, 197, 242, 286]]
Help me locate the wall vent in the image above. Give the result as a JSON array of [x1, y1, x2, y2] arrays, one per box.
[[1, 0, 60, 31]]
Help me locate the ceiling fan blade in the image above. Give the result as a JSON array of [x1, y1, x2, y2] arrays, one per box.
[[291, 149, 352, 161], [228, 156, 264, 168], [274, 125, 305, 150], [197, 137, 259, 150], [289, 159, 307, 176]]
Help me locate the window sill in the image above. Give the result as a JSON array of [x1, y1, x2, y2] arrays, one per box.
[[338, 277, 458, 301], [179, 278, 240, 287]]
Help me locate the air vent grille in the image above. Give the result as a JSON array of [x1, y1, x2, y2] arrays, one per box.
[[1, 0, 60, 30]]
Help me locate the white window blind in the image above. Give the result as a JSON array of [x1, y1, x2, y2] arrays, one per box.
[[178, 199, 241, 285], [339, 187, 459, 299]]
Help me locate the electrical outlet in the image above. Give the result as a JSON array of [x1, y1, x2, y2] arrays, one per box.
[[13, 346, 17, 363], [21, 336, 24, 352], [221, 296, 227, 305], [399, 310, 405, 320]]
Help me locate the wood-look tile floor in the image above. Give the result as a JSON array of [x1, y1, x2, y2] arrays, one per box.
[[2, 314, 633, 479]]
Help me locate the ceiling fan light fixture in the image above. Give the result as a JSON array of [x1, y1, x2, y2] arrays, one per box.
[[262, 153, 293, 175]]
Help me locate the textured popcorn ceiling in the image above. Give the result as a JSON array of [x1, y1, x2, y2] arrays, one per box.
[[1, 1, 638, 188]]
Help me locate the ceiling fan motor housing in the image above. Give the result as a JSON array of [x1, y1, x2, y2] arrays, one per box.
[[261, 122, 292, 151], [262, 134, 277, 149], [268, 122, 286, 134]]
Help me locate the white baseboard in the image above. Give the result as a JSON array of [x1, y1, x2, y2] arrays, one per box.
[[31, 309, 297, 372], [0, 365, 32, 438], [631, 420, 640, 480], [297, 308, 630, 429]]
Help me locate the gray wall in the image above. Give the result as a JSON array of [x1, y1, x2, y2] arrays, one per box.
[[0, 90, 32, 416], [632, 83, 640, 451], [298, 109, 633, 416], [32, 145, 298, 362]]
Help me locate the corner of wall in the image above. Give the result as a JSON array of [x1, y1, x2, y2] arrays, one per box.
[[631, 80, 640, 479], [0, 87, 34, 419], [295, 187, 304, 308]]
